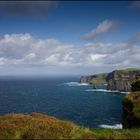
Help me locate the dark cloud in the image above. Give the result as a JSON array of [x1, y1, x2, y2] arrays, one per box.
[[0, 1, 58, 17], [132, 1, 140, 8], [128, 31, 140, 44]]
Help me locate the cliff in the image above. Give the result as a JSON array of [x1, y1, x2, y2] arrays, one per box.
[[80, 73, 108, 85], [80, 68, 140, 91], [1, 113, 140, 139], [123, 92, 140, 128], [106, 68, 140, 92], [122, 79, 140, 128]]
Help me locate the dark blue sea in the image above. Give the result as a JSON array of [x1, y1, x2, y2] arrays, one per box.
[[0, 76, 125, 129]]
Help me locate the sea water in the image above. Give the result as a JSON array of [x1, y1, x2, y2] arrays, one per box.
[[0, 76, 125, 129]]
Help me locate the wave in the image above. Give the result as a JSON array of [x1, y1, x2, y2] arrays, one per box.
[[99, 124, 122, 129], [86, 89, 130, 94], [63, 82, 89, 86], [120, 91, 130, 94], [103, 84, 108, 86], [86, 89, 119, 93]]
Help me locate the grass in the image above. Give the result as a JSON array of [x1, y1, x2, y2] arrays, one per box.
[[114, 68, 140, 75], [1, 113, 140, 139], [90, 73, 108, 85]]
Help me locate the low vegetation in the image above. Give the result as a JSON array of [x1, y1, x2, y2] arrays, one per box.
[[90, 73, 108, 85], [1, 113, 140, 139], [115, 68, 140, 75]]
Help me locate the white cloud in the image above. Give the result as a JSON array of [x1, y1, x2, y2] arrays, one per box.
[[0, 57, 6, 65], [81, 20, 118, 42], [90, 54, 106, 61], [0, 33, 139, 70]]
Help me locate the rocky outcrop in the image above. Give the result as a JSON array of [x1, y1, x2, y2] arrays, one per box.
[[122, 79, 140, 128], [80, 73, 107, 85], [80, 75, 95, 83], [131, 79, 140, 92], [122, 92, 140, 128], [106, 69, 140, 92]]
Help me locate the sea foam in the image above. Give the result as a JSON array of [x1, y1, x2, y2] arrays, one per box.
[[86, 89, 129, 94], [64, 82, 89, 86], [99, 124, 122, 129], [86, 89, 119, 92]]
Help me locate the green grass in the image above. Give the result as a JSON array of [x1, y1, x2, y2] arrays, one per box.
[[115, 68, 140, 75], [90, 73, 108, 85], [0, 113, 140, 139]]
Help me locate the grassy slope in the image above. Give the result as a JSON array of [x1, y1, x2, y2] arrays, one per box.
[[1, 113, 140, 139]]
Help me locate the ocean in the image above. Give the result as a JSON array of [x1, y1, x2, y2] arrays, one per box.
[[0, 76, 125, 129]]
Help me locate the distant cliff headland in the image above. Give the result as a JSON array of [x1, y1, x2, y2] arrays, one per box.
[[81, 69, 140, 129], [80, 68, 140, 92]]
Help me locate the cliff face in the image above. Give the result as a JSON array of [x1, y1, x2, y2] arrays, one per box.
[[106, 69, 140, 92], [80, 68, 140, 92], [80, 73, 107, 85], [80, 75, 95, 83], [123, 92, 140, 128], [122, 79, 140, 128]]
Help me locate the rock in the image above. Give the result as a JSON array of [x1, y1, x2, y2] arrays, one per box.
[[131, 79, 140, 92], [80, 73, 108, 85], [80, 68, 140, 92], [80, 75, 94, 83], [122, 92, 140, 128], [106, 68, 140, 92]]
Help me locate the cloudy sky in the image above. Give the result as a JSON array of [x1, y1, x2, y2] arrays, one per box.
[[0, 1, 140, 76]]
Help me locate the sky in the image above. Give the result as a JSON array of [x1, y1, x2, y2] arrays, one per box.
[[0, 1, 140, 76]]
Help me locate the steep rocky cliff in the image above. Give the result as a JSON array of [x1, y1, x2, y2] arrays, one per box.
[[80, 73, 107, 85], [122, 79, 140, 128], [123, 92, 140, 128], [80, 68, 140, 91], [106, 69, 140, 92]]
